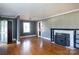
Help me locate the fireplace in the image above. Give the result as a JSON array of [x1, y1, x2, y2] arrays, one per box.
[[51, 28, 79, 48], [50, 28, 78, 48], [55, 33, 70, 46], [54, 30, 74, 48]]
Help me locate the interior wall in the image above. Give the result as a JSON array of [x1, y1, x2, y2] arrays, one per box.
[[41, 11, 79, 40], [20, 20, 37, 36]]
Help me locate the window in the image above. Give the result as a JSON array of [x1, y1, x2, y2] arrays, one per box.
[[23, 22, 30, 33]]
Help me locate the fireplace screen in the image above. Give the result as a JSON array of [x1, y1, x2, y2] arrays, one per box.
[[55, 33, 70, 46]]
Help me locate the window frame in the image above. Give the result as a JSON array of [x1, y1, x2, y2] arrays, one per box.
[[23, 22, 30, 33]]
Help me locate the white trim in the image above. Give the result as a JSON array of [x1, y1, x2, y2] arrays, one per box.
[[40, 9, 79, 20], [20, 35, 37, 38], [16, 41, 20, 44], [39, 36, 50, 40], [37, 22, 39, 37], [38, 36, 41, 37], [17, 17, 20, 44]]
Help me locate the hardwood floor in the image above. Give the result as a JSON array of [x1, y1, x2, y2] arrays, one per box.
[[0, 37, 79, 55]]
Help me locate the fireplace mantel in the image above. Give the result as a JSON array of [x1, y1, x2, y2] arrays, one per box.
[[51, 28, 79, 48]]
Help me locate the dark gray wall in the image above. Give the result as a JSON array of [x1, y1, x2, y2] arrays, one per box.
[[13, 19, 17, 39], [20, 20, 37, 36]]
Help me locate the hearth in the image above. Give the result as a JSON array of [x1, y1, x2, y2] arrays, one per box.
[[55, 33, 70, 46]]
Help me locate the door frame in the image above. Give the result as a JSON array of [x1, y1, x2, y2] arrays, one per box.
[[37, 21, 42, 37]]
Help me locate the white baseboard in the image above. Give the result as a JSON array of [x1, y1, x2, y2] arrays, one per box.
[[39, 36, 50, 40], [20, 35, 37, 38], [12, 38, 16, 41], [16, 40, 21, 44], [52, 42, 55, 43]]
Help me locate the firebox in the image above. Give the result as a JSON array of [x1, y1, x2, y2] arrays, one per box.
[[55, 33, 70, 46]]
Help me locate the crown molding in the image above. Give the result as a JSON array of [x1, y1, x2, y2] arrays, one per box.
[[39, 9, 79, 20]]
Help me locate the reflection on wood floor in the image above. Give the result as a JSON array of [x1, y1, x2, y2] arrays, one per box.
[[0, 37, 79, 55]]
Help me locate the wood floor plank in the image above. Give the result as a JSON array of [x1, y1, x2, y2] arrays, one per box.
[[0, 37, 79, 55]]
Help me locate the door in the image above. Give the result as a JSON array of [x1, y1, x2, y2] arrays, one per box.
[[0, 20, 8, 44], [8, 20, 13, 44]]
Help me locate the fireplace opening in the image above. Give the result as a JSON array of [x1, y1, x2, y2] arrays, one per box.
[[55, 33, 70, 46]]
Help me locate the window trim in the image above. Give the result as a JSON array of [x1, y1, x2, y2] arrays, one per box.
[[23, 22, 30, 33]]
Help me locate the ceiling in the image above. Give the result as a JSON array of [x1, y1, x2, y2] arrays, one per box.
[[0, 3, 79, 21]]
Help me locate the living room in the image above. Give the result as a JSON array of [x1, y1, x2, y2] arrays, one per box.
[[0, 3, 79, 56]]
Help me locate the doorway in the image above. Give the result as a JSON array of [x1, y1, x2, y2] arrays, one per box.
[[37, 21, 42, 37], [8, 20, 13, 44], [0, 20, 13, 44]]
